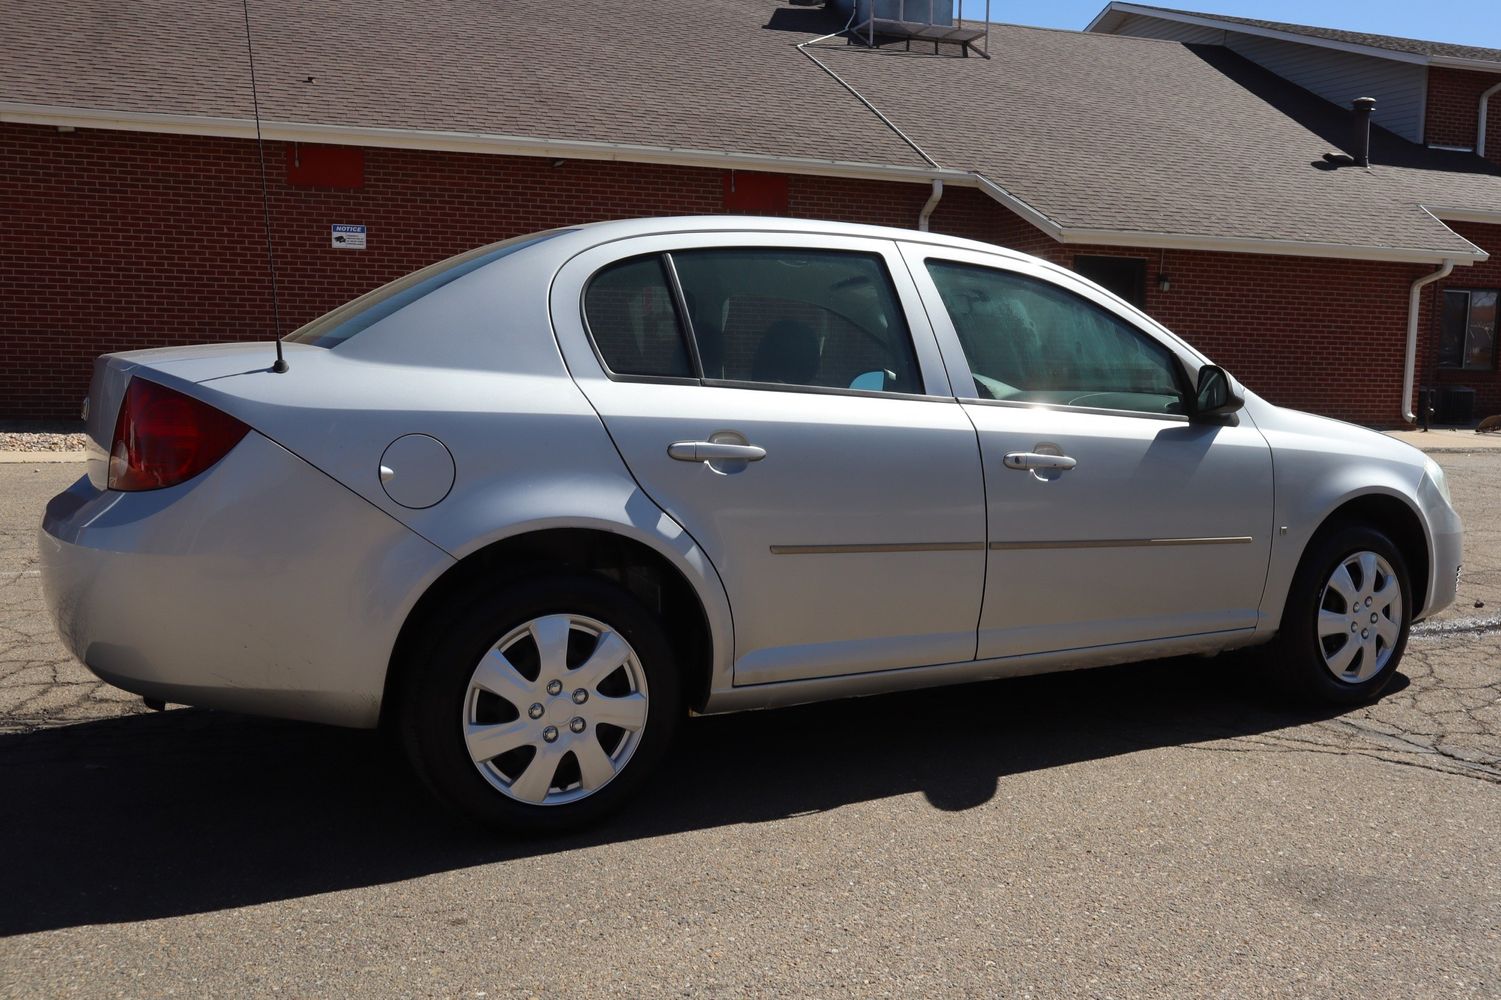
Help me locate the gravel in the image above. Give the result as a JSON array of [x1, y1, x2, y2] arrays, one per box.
[[0, 431, 88, 453]]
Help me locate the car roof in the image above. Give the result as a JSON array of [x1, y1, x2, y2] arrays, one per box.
[[547, 215, 1035, 264]]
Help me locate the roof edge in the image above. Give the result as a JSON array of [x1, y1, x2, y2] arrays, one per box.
[[4, 102, 1487, 266], [1426, 205, 1501, 226], [1051, 224, 1487, 265], [0, 101, 971, 187], [1088, 3, 1501, 70]]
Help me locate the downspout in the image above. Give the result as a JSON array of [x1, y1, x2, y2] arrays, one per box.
[[1478, 79, 1501, 158], [1403, 258, 1455, 423], [918, 178, 943, 231]]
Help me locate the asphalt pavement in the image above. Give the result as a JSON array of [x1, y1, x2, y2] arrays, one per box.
[[2, 456, 1498, 998]]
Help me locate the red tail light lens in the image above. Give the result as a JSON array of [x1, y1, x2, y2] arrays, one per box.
[[108, 379, 250, 491]]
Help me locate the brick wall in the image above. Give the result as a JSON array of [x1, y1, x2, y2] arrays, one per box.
[[0, 121, 1460, 426], [1426, 66, 1501, 164]]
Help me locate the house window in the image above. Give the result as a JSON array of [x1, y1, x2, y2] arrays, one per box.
[[1440, 289, 1498, 370], [1073, 256, 1147, 308]]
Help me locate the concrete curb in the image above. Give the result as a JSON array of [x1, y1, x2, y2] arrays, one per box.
[[0, 452, 85, 464]]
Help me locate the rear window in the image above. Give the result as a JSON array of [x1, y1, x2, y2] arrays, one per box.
[[286, 229, 572, 348]]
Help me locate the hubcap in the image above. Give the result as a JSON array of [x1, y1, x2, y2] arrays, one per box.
[[1316, 550, 1402, 684], [462, 613, 649, 806]]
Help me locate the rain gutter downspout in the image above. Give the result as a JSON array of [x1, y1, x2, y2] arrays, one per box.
[[918, 179, 943, 231], [1478, 79, 1501, 158], [1403, 258, 1455, 423]]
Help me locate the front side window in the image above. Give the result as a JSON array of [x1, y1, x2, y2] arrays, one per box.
[[1440, 289, 1498, 370], [670, 248, 923, 394], [926, 260, 1185, 416]]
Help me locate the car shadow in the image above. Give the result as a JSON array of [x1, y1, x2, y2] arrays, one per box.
[[1, 655, 1373, 935]]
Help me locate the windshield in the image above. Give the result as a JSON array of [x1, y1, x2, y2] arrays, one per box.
[[285, 229, 573, 348]]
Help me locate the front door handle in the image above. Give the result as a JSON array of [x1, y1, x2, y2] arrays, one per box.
[[1003, 451, 1077, 471], [668, 441, 768, 463]]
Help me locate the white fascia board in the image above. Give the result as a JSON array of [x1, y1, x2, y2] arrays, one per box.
[[0, 101, 974, 187], [1083, 5, 1126, 33], [1096, 3, 1431, 65], [1429, 55, 1501, 72], [1425, 206, 1501, 226], [1050, 224, 1487, 264]]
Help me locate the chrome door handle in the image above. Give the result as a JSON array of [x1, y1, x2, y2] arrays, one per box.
[[1003, 451, 1077, 471], [668, 441, 767, 463]]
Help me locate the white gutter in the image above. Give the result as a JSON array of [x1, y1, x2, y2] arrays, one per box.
[[0, 101, 971, 188], [3, 102, 1490, 266], [1478, 79, 1501, 158], [1403, 258, 1455, 423], [1427, 206, 1501, 226], [917, 179, 943, 231]]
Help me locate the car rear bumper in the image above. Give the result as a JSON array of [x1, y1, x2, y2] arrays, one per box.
[[39, 432, 453, 728]]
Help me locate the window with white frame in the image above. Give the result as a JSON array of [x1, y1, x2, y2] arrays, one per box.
[[1439, 289, 1498, 370]]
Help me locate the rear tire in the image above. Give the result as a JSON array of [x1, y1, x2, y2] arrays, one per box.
[[400, 573, 681, 835], [1271, 523, 1412, 706]]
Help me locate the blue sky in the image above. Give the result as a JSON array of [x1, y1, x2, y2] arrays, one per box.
[[964, 1, 1500, 48]]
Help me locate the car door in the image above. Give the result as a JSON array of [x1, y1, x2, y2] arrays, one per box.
[[899, 242, 1273, 659], [550, 232, 986, 686]]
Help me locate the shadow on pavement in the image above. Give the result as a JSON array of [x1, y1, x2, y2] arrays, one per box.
[[1, 655, 1365, 935]]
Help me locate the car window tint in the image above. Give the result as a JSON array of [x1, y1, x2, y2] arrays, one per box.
[[926, 260, 1184, 415], [670, 249, 921, 394], [583, 256, 693, 378]]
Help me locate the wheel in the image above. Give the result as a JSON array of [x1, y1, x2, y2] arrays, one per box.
[[1272, 523, 1411, 705], [400, 573, 681, 834]]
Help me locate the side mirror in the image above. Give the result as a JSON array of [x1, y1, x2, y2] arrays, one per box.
[[1191, 365, 1244, 420]]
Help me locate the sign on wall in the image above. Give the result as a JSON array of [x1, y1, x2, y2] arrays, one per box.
[[331, 224, 367, 250]]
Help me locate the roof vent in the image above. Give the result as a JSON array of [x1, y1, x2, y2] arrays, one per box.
[[842, 0, 992, 58]]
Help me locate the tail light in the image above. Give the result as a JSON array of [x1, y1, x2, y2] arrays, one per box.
[[108, 378, 250, 491]]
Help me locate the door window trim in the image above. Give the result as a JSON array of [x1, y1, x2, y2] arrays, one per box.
[[569, 236, 957, 401], [898, 244, 1205, 422]]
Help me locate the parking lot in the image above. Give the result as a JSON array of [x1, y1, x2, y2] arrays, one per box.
[[2, 453, 1498, 998]]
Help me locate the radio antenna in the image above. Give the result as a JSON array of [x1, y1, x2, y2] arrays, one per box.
[[240, 0, 289, 373]]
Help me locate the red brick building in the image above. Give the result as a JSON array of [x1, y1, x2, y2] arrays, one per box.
[[3, 1, 1499, 426]]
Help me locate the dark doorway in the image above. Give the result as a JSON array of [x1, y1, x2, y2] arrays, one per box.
[[1074, 255, 1147, 308]]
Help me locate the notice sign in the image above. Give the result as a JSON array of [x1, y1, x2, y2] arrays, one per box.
[[331, 224, 367, 250]]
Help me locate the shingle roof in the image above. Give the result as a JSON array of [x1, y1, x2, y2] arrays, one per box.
[[1117, 5, 1501, 65], [814, 26, 1499, 257], [1, 0, 1497, 262], [0, 0, 928, 170]]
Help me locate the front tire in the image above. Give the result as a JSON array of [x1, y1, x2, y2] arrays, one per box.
[[400, 574, 681, 834], [1272, 523, 1412, 706]]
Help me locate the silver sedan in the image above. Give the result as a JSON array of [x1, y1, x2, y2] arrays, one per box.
[[39, 217, 1463, 833]]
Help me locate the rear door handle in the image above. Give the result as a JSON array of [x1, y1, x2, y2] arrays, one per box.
[[668, 441, 767, 463], [1003, 451, 1077, 471]]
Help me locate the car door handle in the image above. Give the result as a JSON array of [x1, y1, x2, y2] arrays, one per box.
[[1003, 451, 1077, 471], [667, 441, 768, 463]]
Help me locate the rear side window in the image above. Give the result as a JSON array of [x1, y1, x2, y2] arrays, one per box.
[[582, 256, 693, 378], [670, 248, 921, 394], [926, 260, 1185, 415], [286, 229, 570, 348]]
